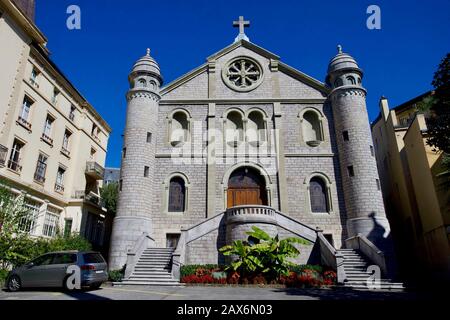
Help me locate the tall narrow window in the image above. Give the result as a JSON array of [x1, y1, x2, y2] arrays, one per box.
[[122, 147, 127, 158], [19, 96, 33, 122], [34, 153, 48, 183], [376, 179, 381, 191], [347, 166, 355, 177], [302, 111, 323, 146], [64, 219, 73, 237], [90, 148, 96, 160], [247, 111, 266, 144], [342, 131, 349, 141], [309, 177, 329, 213], [8, 139, 24, 172], [30, 68, 39, 86], [170, 112, 189, 146], [168, 177, 186, 212], [144, 166, 149, 177], [119, 179, 123, 191], [55, 167, 66, 193], [61, 129, 71, 156], [19, 200, 40, 234], [69, 105, 76, 121], [42, 207, 60, 237], [226, 111, 244, 146], [43, 115, 54, 136], [147, 132, 152, 143], [370, 145, 375, 157], [52, 88, 59, 105]]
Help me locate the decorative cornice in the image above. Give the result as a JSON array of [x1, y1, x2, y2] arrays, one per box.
[[329, 85, 367, 100], [127, 89, 161, 102]]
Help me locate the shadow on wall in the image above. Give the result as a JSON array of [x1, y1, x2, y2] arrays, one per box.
[[367, 211, 391, 252], [215, 214, 227, 265]]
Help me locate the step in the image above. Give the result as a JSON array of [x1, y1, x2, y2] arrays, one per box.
[[134, 266, 171, 270], [124, 278, 179, 284], [117, 281, 182, 286], [130, 274, 173, 279], [132, 271, 173, 275]]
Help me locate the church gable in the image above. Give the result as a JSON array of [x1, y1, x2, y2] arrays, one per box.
[[160, 40, 328, 101], [161, 65, 209, 100]]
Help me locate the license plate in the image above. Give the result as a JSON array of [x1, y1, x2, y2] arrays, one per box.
[[95, 270, 104, 274]]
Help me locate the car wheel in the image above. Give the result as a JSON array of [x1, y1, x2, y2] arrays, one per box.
[[89, 283, 102, 290], [7, 275, 21, 292]]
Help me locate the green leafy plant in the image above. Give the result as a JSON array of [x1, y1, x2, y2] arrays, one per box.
[[109, 265, 126, 282], [180, 264, 222, 278], [219, 226, 310, 281], [100, 182, 118, 215]]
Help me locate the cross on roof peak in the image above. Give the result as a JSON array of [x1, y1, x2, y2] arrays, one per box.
[[233, 16, 250, 42]]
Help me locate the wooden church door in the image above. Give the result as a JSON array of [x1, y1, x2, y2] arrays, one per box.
[[227, 167, 267, 208]]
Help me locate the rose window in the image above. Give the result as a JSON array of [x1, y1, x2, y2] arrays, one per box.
[[222, 57, 263, 92]]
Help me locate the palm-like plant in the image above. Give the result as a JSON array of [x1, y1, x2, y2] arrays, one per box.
[[219, 226, 310, 280]]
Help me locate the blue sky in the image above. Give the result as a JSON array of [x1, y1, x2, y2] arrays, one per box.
[[35, 0, 450, 168]]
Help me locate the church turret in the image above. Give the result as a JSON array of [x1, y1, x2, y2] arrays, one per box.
[[109, 49, 162, 270], [327, 45, 392, 252]]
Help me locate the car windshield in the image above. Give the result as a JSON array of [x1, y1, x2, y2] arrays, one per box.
[[31, 254, 54, 266], [83, 253, 105, 264]]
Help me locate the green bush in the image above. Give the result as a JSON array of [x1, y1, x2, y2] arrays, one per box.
[[180, 264, 222, 278], [0, 268, 8, 287], [109, 265, 126, 282], [0, 233, 92, 269]]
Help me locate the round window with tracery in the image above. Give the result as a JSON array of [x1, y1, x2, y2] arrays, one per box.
[[222, 57, 264, 92]]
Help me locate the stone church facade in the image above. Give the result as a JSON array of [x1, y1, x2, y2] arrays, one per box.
[[109, 21, 393, 283]]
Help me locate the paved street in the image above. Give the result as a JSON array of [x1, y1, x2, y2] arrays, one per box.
[[0, 284, 434, 300]]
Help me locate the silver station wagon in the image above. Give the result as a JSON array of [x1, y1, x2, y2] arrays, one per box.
[[5, 251, 108, 292]]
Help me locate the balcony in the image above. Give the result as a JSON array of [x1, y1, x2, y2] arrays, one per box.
[[0, 145, 7, 167], [85, 161, 105, 180], [73, 190, 102, 206], [226, 205, 277, 225], [60, 147, 71, 158], [16, 117, 32, 131], [7, 160, 22, 173], [54, 183, 65, 194], [41, 133, 54, 146]]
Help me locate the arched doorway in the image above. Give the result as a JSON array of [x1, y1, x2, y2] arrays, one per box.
[[227, 167, 268, 208]]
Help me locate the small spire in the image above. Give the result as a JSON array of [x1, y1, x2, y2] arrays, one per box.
[[337, 45, 343, 54], [146, 48, 151, 56]]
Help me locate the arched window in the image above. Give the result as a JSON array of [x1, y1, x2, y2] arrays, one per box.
[[246, 111, 266, 143], [334, 78, 343, 88], [302, 111, 323, 145], [309, 177, 329, 213], [170, 111, 189, 146], [138, 79, 147, 87], [346, 76, 356, 85], [225, 111, 244, 145], [168, 177, 186, 212]]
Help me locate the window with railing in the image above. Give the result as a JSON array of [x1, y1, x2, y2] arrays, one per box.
[[34, 153, 48, 183], [30, 68, 39, 87], [61, 129, 72, 157], [42, 206, 60, 237], [8, 139, 24, 172], [52, 88, 60, 105], [41, 115, 54, 145], [55, 167, 66, 193], [19, 200, 40, 234], [17, 96, 33, 130]]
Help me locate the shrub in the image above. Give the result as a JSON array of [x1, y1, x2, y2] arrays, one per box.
[[180, 264, 221, 278], [108, 264, 126, 282], [219, 226, 311, 281], [0, 268, 8, 286]]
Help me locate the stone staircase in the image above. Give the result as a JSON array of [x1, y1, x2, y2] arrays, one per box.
[[118, 248, 181, 286], [338, 249, 404, 291]]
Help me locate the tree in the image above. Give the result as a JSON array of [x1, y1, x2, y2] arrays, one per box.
[[417, 53, 450, 187], [100, 182, 118, 215]]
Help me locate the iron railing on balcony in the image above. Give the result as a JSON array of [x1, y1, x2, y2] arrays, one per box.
[[17, 116, 32, 131], [34, 172, 46, 184], [54, 183, 65, 194], [0, 145, 7, 167], [85, 161, 105, 180], [41, 133, 54, 146], [72, 190, 102, 206], [60, 147, 71, 158]]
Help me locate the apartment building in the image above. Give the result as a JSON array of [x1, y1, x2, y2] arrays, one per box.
[[0, 0, 112, 251], [372, 93, 450, 284]]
